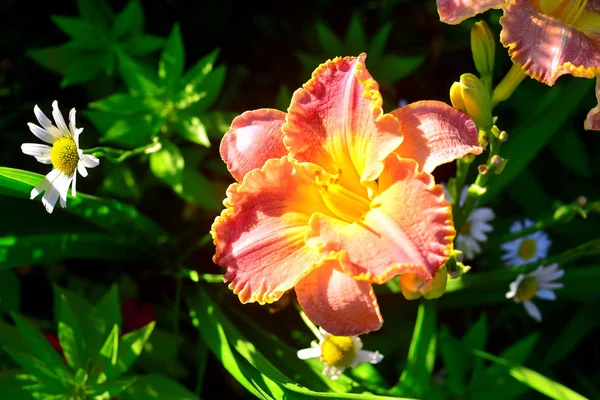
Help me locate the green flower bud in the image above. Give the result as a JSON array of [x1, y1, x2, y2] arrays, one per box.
[[493, 157, 509, 174], [471, 21, 496, 77], [450, 74, 493, 130]]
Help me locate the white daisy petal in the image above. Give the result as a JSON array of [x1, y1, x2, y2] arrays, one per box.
[[536, 289, 557, 301], [27, 123, 56, 144], [78, 162, 88, 178], [523, 300, 542, 322], [34, 104, 54, 129], [80, 154, 100, 168], [52, 100, 70, 137], [297, 347, 322, 360], [69, 108, 77, 135], [510, 220, 523, 233], [22, 143, 52, 164], [470, 208, 495, 221], [41, 180, 61, 214], [58, 174, 74, 208], [30, 168, 61, 199], [459, 186, 468, 206], [71, 172, 77, 197], [539, 282, 563, 290], [355, 350, 384, 365]]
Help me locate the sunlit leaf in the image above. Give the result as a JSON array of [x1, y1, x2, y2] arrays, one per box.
[[149, 139, 184, 191], [121, 375, 197, 400], [103, 321, 155, 379], [175, 115, 210, 147], [90, 93, 152, 115], [57, 293, 88, 370], [160, 24, 185, 97]]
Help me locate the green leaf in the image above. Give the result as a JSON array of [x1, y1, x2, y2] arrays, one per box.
[[7, 314, 71, 382], [438, 327, 466, 395], [201, 110, 237, 140], [0, 373, 38, 399], [137, 328, 185, 378], [368, 24, 391, 60], [174, 169, 221, 210], [87, 286, 122, 358], [150, 139, 185, 190], [86, 376, 137, 398], [462, 314, 487, 386], [393, 300, 437, 397], [550, 127, 591, 178], [51, 16, 105, 46], [123, 34, 165, 56], [90, 93, 152, 115], [27, 47, 69, 75], [100, 164, 140, 200], [160, 24, 185, 96], [117, 53, 158, 97], [182, 49, 219, 90], [473, 350, 587, 400], [100, 114, 161, 148], [121, 374, 197, 400], [375, 55, 424, 84], [0, 233, 137, 271], [2, 349, 67, 390], [345, 14, 366, 55], [182, 65, 226, 113], [0, 270, 20, 313], [97, 324, 119, 372], [174, 115, 210, 146], [0, 168, 171, 251], [57, 293, 87, 370], [77, 0, 114, 28], [60, 52, 109, 87], [190, 291, 399, 400], [103, 321, 155, 379], [545, 302, 600, 365], [316, 21, 344, 55], [113, 0, 144, 38], [0, 320, 27, 352], [275, 85, 292, 112], [483, 78, 594, 202], [296, 51, 325, 72]]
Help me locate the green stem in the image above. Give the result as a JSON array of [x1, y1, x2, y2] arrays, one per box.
[[295, 301, 321, 339], [492, 64, 527, 106], [84, 141, 162, 163]]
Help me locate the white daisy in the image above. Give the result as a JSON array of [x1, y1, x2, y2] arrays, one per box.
[[297, 327, 383, 380], [505, 263, 564, 322], [21, 101, 99, 214], [444, 185, 495, 259], [501, 219, 551, 267]]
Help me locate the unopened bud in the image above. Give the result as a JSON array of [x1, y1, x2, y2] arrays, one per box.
[[478, 164, 489, 175], [491, 155, 502, 165], [499, 131, 508, 142], [554, 204, 576, 223], [445, 251, 471, 279], [577, 196, 587, 206], [450, 74, 493, 130], [400, 265, 448, 300], [493, 157, 509, 174], [471, 21, 495, 77]]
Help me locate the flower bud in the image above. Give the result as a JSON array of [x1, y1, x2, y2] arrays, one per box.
[[478, 164, 489, 175], [471, 21, 495, 77], [400, 265, 448, 300], [450, 74, 493, 130], [493, 157, 509, 174], [499, 131, 508, 142], [553, 204, 576, 223]]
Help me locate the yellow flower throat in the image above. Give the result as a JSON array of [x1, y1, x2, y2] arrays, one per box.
[[50, 137, 79, 175]]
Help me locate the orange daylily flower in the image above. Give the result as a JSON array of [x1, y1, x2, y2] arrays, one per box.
[[212, 54, 481, 336], [436, 0, 600, 130]]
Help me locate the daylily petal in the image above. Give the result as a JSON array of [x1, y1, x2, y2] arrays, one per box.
[[392, 101, 481, 173], [585, 76, 600, 130], [283, 54, 402, 192], [500, 0, 600, 86], [295, 260, 383, 336], [436, 0, 505, 24], [308, 156, 455, 284], [220, 109, 288, 182], [212, 157, 333, 304]]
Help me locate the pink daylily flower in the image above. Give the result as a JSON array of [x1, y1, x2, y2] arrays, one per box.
[[212, 54, 482, 336], [436, 0, 600, 130]]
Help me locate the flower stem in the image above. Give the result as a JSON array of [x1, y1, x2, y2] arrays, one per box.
[[492, 64, 527, 106], [295, 301, 321, 339], [84, 140, 162, 163]]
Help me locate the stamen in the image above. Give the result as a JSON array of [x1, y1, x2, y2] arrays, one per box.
[[320, 336, 357, 368], [316, 173, 370, 223]]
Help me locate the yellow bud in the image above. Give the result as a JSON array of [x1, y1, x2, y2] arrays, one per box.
[[400, 265, 448, 300], [450, 82, 466, 112], [450, 74, 493, 130], [471, 21, 495, 77]]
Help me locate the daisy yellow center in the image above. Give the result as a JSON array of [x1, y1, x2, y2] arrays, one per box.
[[320, 336, 357, 368], [518, 238, 537, 260], [50, 137, 79, 175], [515, 276, 538, 301]]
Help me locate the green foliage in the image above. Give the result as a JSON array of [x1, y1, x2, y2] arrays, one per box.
[[297, 13, 424, 86], [0, 286, 157, 400], [28, 0, 164, 87], [86, 25, 227, 208]]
